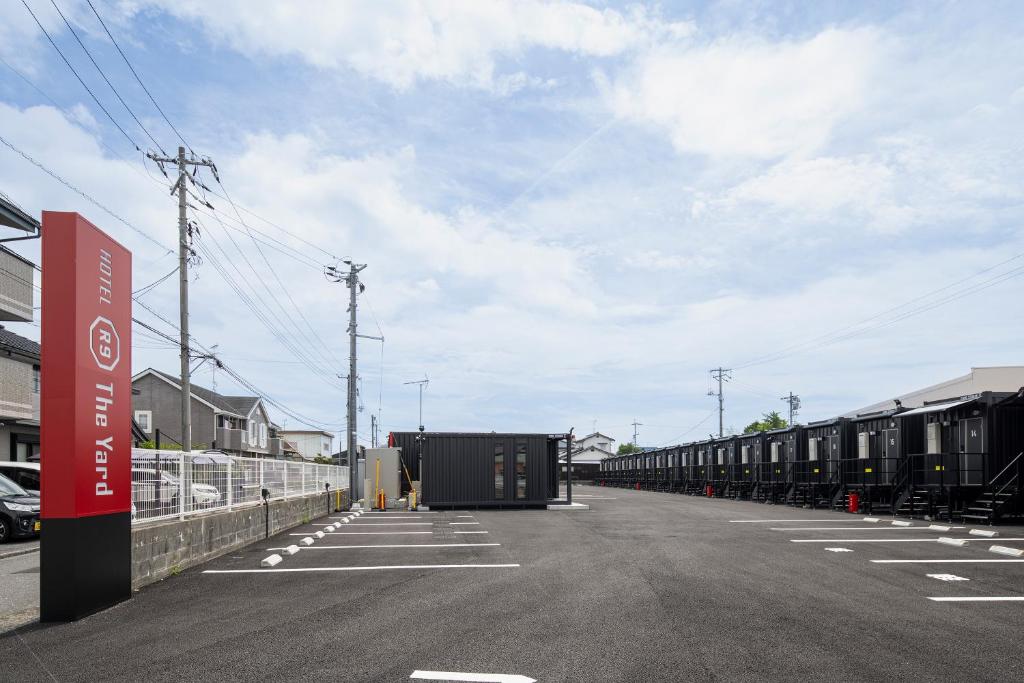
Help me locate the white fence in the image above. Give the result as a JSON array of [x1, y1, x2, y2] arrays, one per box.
[[131, 449, 350, 523]]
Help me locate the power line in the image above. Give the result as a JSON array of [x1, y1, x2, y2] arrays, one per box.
[[132, 266, 177, 297], [211, 176, 344, 369], [657, 410, 717, 447], [20, 0, 140, 151], [190, 216, 345, 390], [734, 251, 1024, 370], [194, 209, 345, 384], [130, 313, 344, 431], [0, 133, 173, 254], [85, 0, 192, 153], [47, 0, 166, 154]]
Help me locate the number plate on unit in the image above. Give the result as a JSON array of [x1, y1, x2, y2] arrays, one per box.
[[33, 521, 41, 532]]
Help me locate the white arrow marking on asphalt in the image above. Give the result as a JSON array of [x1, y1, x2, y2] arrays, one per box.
[[410, 671, 536, 683]]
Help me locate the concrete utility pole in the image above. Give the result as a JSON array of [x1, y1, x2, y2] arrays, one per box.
[[326, 260, 381, 473], [781, 392, 801, 426], [708, 367, 732, 438], [147, 146, 215, 454], [632, 419, 642, 446], [371, 414, 377, 448]]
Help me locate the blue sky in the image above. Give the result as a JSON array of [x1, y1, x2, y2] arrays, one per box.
[[1, 1, 1022, 447]]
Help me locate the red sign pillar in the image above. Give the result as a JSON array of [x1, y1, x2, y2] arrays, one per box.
[[40, 212, 132, 621]]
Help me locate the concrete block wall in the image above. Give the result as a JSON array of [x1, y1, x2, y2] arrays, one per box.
[[131, 492, 338, 589]]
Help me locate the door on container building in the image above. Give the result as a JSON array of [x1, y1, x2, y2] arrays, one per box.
[[959, 417, 983, 486], [881, 428, 899, 479], [827, 433, 840, 481]]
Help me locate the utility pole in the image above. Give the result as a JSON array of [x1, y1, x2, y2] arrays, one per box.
[[404, 376, 429, 429], [781, 392, 801, 426], [147, 146, 215, 456], [371, 414, 377, 448], [631, 419, 642, 446], [708, 367, 732, 438], [326, 261, 380, 472]]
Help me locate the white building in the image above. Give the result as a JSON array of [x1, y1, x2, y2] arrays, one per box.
[[846, 366, 1024, 416], [559, 432, 617, 479], [278, 430, 334, 461]]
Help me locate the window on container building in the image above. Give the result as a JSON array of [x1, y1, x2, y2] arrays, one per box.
[[515, 442, 527, 500], [494, 444, 505, 499]]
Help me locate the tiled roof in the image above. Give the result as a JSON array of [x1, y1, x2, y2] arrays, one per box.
[[146, 368, 255, 416], [0, 325, 40, 359]]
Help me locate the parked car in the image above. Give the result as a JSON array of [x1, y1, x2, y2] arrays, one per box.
[[0, 472, 40, 542], [131, 468, 220, 513], [0, 461, 40, 496]]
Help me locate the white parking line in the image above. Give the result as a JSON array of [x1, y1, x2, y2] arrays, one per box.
[[928, 596, 1024, 602], [771, 526, 964, 532], [872, 559, 1024, 564], [203, 563, 520, 574], [729, 519, 868, 523], [344, 522, 433, 526], [290, 531, 433, 536], [450, 522, 480, 525], [791, 538, 968, 543], [331, 512, 438, 517], [269, 543, 500, 550], [456, 515, 475, 518], [454, 531, 489, 534]]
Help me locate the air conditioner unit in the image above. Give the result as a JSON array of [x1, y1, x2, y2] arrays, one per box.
[[926, 422, 942, 455]]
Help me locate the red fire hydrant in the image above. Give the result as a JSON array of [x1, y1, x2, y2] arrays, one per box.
[[847, 492, 860, 514]]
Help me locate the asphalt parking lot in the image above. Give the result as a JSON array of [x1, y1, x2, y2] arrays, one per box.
[[1, 487, 1022, 681]]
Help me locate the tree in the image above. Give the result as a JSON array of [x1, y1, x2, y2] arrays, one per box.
[[743, 410, 788, 434], [617, 443, 642, 455], [313, 455, 334, 465]]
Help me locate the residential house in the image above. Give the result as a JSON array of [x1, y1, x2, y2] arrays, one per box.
[[559, 432, 617, 480], [0, 197, 40, 462], [278, 430, 334, 462], [131, 368, 283, 458], [0, 326, 40, 461]]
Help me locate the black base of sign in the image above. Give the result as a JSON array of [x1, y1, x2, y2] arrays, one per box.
[[40, 512, 132, 621]]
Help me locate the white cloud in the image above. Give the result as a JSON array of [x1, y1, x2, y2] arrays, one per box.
[[127, 0, 693, 90], [600, 27, 886, 158]]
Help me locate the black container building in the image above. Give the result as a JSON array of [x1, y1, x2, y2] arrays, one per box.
[[389, 431, 565, 509], [736, 432, 764, 500], [896, 390, 1024, 521], [761, 426, 804, 504], [709, 436, 735, 497], [796, 418, 848, 508], [667, 445, 683, 492], [841, 409, 921, 514], [694, 440, 714, 494], [679, 443, 700, 494]]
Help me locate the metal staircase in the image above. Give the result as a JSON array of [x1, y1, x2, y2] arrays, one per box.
[[962, 452, 1023, 525]]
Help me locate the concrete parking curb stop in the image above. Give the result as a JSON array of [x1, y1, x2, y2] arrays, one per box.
[[969, 529, 998, 538], [282, 545, 300, 556], [937, 537, 968, 547], [261, 554, 283, 568], [989, 545, 1024, 557], [300, 537, 314, 546]]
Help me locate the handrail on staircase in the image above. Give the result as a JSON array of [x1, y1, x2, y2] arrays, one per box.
[[989, 451, 1023, 487]]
